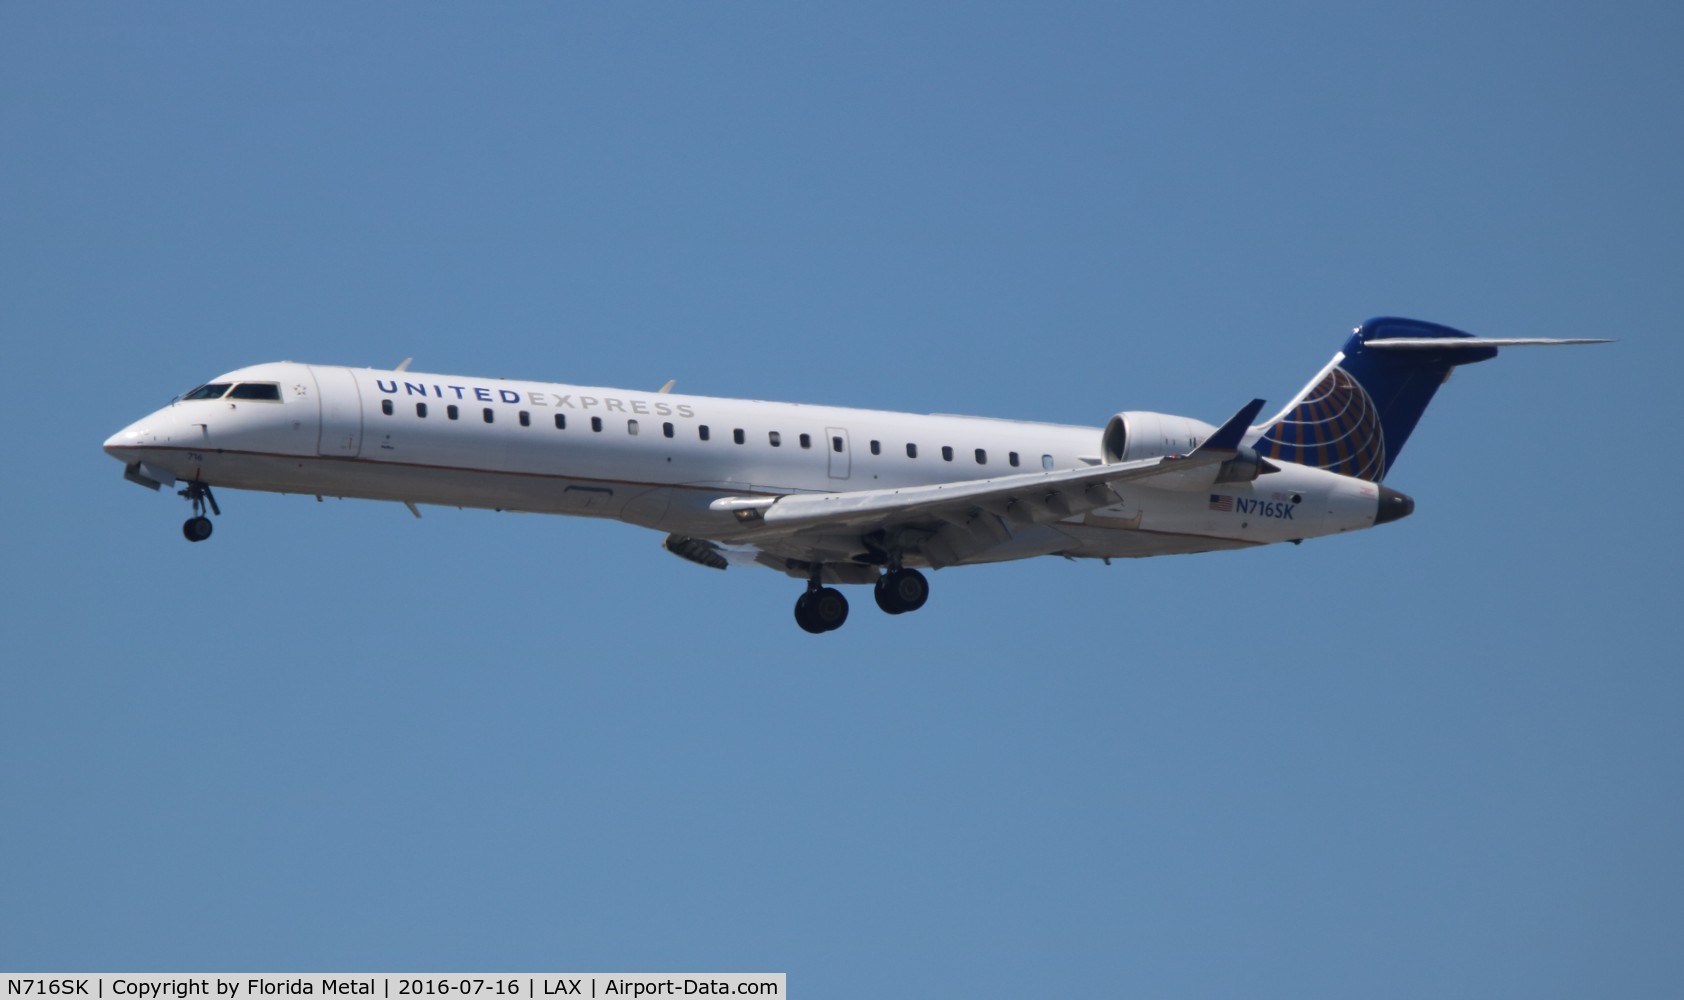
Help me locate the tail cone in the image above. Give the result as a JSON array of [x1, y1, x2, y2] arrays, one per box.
[[1375, 486, 1415, 525]]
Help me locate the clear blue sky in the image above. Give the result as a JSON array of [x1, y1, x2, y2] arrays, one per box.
[[4, 3, 1680, 996]]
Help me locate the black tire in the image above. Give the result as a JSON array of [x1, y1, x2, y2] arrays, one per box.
[[810, 587, 849, 631], [182, 516, 213, 542], [884, 568, 929, 613], [874, 576, 904, 615], [794, 593, 827, 634]]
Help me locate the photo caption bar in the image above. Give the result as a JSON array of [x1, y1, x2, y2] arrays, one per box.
[[2, 976, 784, 1000]]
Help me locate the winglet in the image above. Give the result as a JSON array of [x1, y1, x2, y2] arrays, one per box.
[[1198, 398, 1267, 453]]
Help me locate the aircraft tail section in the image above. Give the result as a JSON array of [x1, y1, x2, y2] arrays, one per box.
[[1251, 317, 1607, 482]]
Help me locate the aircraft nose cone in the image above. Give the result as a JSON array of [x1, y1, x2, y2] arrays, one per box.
[[1374, 485, 1415, 525], [103, 422, 152, 457]]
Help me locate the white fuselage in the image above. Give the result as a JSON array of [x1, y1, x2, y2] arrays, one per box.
[[103, 361, 1386, 569]]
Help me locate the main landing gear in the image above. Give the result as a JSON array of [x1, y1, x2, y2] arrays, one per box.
[[874, 568, 929, 615], [794, 580, 850, 634], [793, 566, 930, 633], [793, 561, 854, 634], [178, 480, 220, 543]]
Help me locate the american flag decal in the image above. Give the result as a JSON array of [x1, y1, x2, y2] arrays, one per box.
[[1209, 494, 1234, 512]]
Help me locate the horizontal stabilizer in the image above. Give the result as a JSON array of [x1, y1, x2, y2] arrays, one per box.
[[1367, 337, 1612, 349]]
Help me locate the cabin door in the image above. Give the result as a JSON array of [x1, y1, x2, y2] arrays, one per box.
[[826, 427, 850, 480], [309, 366, 364, 457]]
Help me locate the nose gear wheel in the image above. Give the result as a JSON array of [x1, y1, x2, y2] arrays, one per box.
[[177, 481, 220, 543]]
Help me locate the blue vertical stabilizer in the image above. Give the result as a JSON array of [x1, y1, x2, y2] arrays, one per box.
[[1254, 318, 1497, 482]]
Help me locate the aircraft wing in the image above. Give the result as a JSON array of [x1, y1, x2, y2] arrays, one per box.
[[756, 452, 1216, 529], [690, 400, 1267, 575], [699, 452, 1219, 575]]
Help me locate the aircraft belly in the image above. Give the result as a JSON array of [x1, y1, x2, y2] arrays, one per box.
[[1056, 521, 1254, 559], [135, 449, 673, 520]]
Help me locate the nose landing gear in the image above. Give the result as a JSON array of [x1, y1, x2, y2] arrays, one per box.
[[178, 481, 220, 543]]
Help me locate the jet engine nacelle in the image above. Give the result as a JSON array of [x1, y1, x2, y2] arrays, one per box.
[[1101, 411, 1218, 464], [1103, 410, 1274, 488]]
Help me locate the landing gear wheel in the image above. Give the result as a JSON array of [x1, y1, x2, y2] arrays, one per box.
[[177, 480, 221, 542], [794, 587, 850, 633], [874, 568, 929, 615], [873, 577, 898, 614], [794, 593, 824, 634], [812, 587, 848, 631]]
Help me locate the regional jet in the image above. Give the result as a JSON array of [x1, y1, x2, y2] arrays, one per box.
[[103, 318, 1605, 632]]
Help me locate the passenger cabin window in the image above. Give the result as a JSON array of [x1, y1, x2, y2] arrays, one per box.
[[591, 417, 603, 432], [417, 402, 429, 418], [663, 422, 674, 438], [1042, 454, 1054, 470], [733, 429, 745, 445], [483, 408, 495, 424], [519, 411, 531, 427], [870, 440, 881, 455], [381, 399, 394, 416], [941, 446, 954, 462], [769, 431, 781, 447], [447, 405, 460, 420], [627, 419, 640, 435], [906, 443, 918, 458], [1009, 451, 1019, 467], [975, 448, 987, 465], [228, 383, 281, 401], [183, 383, 231, 400], [554, 414, 566, 429], [800, 433, 812, 449], [699, 425, 711, 441]]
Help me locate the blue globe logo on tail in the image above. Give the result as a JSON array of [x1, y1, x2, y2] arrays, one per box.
[[1256, 367, 1386, 482]]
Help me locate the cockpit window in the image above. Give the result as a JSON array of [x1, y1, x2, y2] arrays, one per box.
[[228, 382, 281, 401], [183, 383, 232, 400]]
